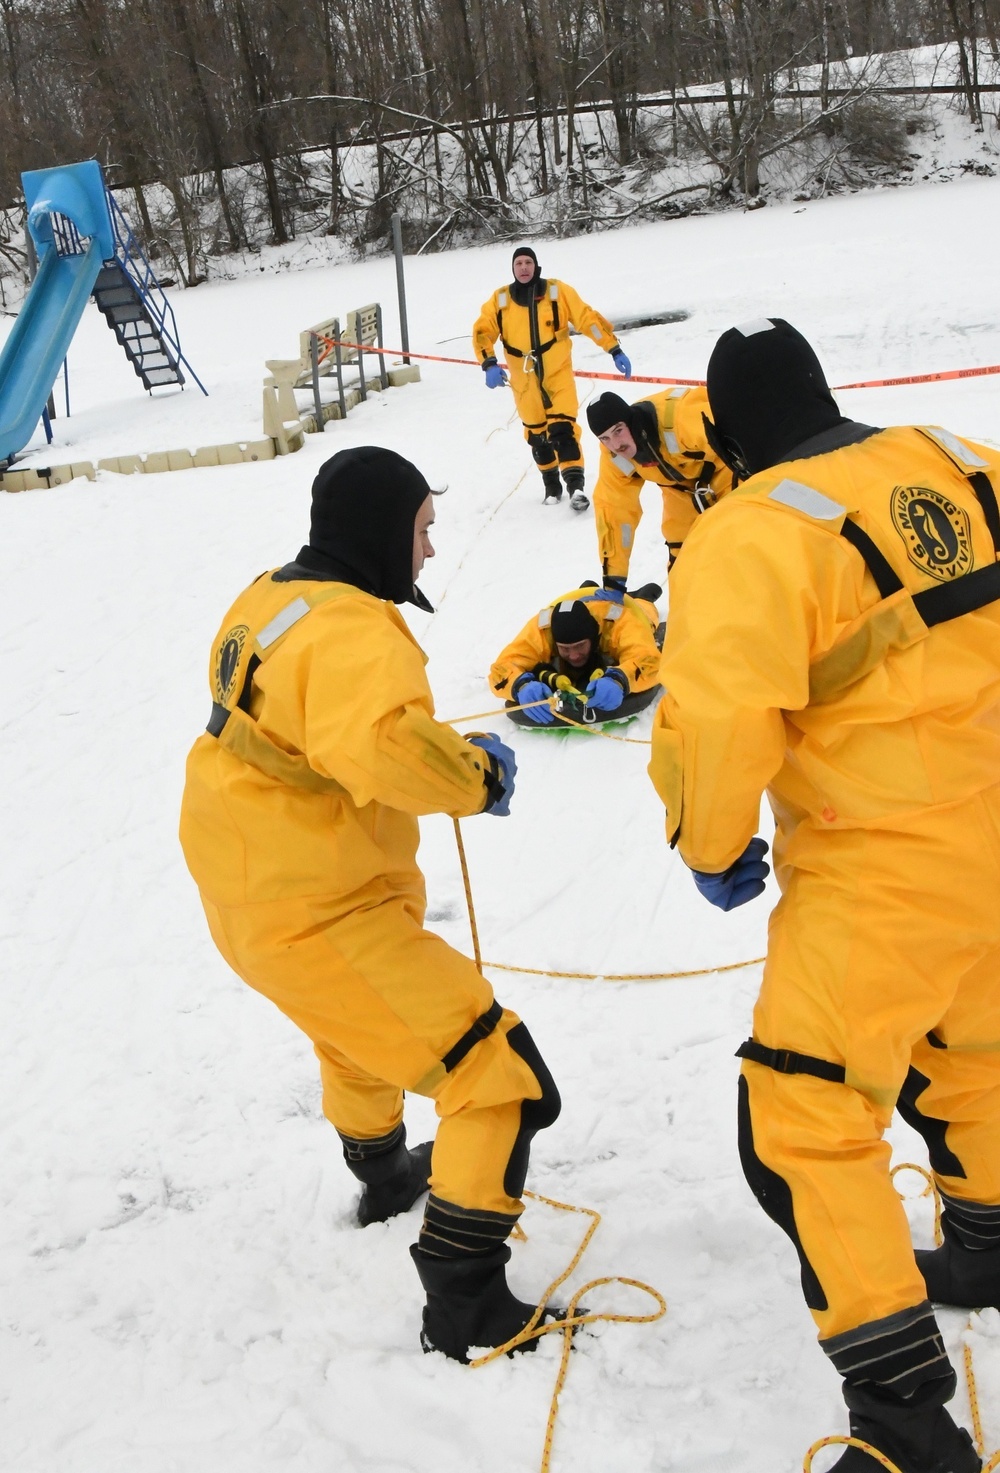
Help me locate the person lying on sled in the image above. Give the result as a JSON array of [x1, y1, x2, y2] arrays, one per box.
[[489, 583, 661, 724]]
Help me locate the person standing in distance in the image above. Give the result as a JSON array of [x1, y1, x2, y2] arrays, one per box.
[[179, 446, 562, 1363], [649, 319, 1000, 1470], [473, 245, 631, 509]]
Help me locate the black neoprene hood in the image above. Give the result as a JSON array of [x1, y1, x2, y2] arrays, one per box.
[[586, 392, 633, 438], [308, 446, 434, 606], [550, 599, 601, 646], [706, 318, 847, 475]]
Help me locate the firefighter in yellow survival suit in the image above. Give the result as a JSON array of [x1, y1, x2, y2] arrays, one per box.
[[473, 244, 630, 509], [490, 583, 662, 725], [585, 387, 734, 591], [179, 447, 563, 1364], [649, 319, 1000, 1471]]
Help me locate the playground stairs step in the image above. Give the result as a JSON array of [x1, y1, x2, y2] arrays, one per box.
[[92, 262, 185, 392]]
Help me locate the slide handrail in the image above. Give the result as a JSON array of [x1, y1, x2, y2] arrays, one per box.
[[106, 189, 208, 396]]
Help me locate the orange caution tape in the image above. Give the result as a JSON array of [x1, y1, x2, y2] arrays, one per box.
[[833, 362, 1000, 390], [326, 333, 1000, 394], [320, 333, 701, 386]]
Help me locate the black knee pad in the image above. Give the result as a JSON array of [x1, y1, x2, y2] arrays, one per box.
[[737, 1075, 828, 1311], [503, 1023, 561, 1200], [547, 420, 579, 462], [527, 431, 554, 466], [897, 1064, 967, 1180]]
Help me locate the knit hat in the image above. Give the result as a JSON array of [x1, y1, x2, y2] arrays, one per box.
[[586, 392, 633, 438], [706, 318, 847, 475], [550, 598, 600, 646], [308, 446, 436, 606]]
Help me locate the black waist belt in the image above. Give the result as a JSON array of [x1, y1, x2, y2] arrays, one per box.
[[442, 999, 503, 1073], [736, 1038, 847, 1084], [503, 337, 557, 360]]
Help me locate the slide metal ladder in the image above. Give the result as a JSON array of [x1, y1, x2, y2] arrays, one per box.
[[92, 191, 207, 396]]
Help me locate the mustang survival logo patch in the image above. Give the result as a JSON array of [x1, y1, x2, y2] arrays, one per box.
[[214, 624, 249, 702], [890, 485, 973, 582]]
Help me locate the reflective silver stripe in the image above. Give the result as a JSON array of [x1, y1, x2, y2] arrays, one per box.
[[611, 453, 635, 474], [258, 597, 311, 649], [922, 426, 989, 468], [590, 324, 601, 340], [538, 608, 552, 629], [557, 600, 575, 612], [549, 283, 559, 300], [622, 524, 633, 548], [670, 387, 687, 399], [605, 604, 623, 621], [664, 430, 680, 454], [498, 290, 508, 308], [736, 317, 776, 337], [769, 479, 846, 521]]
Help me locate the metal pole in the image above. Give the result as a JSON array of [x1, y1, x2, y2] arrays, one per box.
[[333, 321, 347, 420], [310, 333, 324, 428], [390, 212, 410, 365]]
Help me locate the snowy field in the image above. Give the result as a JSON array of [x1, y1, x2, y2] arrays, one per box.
[[5, 175, 1000, 1472]]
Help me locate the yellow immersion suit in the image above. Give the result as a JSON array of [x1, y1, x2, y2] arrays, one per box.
[[473, 280, 619, 471], [489, 586, 661, 699], [593, 386, 733, 579], [179, 568, 549, 1222], [648, 425, 1000, 1357]]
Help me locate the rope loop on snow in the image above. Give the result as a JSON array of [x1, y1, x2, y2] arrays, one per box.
[[482, 957, 765, 981], [469, 1191, 667, 1473], [446, 698, 652, 744], [803, 1437, 905, 1472], [890, 1161, 943, 1246], [452, 813, 762, 983]]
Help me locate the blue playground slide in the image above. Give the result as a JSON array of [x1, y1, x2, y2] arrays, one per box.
[[0, 161, 115, 466]]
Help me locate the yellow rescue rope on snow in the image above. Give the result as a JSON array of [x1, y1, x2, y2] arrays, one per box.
[[804, 1163, 1000, 1471], [452, 818, 763, 983], [483, 957, 765, 981], [469, 1190, 666, 1473], [446, 696, 654, 744], [450, 822, 668, 1470], [453, 816, 483, 975]]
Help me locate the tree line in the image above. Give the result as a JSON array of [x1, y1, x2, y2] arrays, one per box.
[[0, 0, 998, 287]]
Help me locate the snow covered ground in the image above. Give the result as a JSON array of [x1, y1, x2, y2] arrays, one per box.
[[4, 173, 1000, 1472]]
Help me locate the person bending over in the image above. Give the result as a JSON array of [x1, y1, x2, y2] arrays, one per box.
[[180, 446, 561, 1364], [587, 386, 734, 589]]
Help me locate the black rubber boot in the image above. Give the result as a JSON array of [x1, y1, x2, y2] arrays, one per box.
[[917, 1238, 1000, 1310], [541, 469, 562, 504], [562, 468, 589, 511], [830, 1377, 980, 1472], [410, 1243, 551, 1363], [356, 1140, 433, 1227], [628, 582, 663, 603]]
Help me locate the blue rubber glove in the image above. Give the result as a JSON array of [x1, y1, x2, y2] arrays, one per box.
[[585, 672, 626, 712], [484, 363, 508, 389], [514, 679, 555, 725], [601, 576, 626, 603], [691, 837, 770, 912], [611, 348, 632, 379], [467, 732, 517, 815]]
